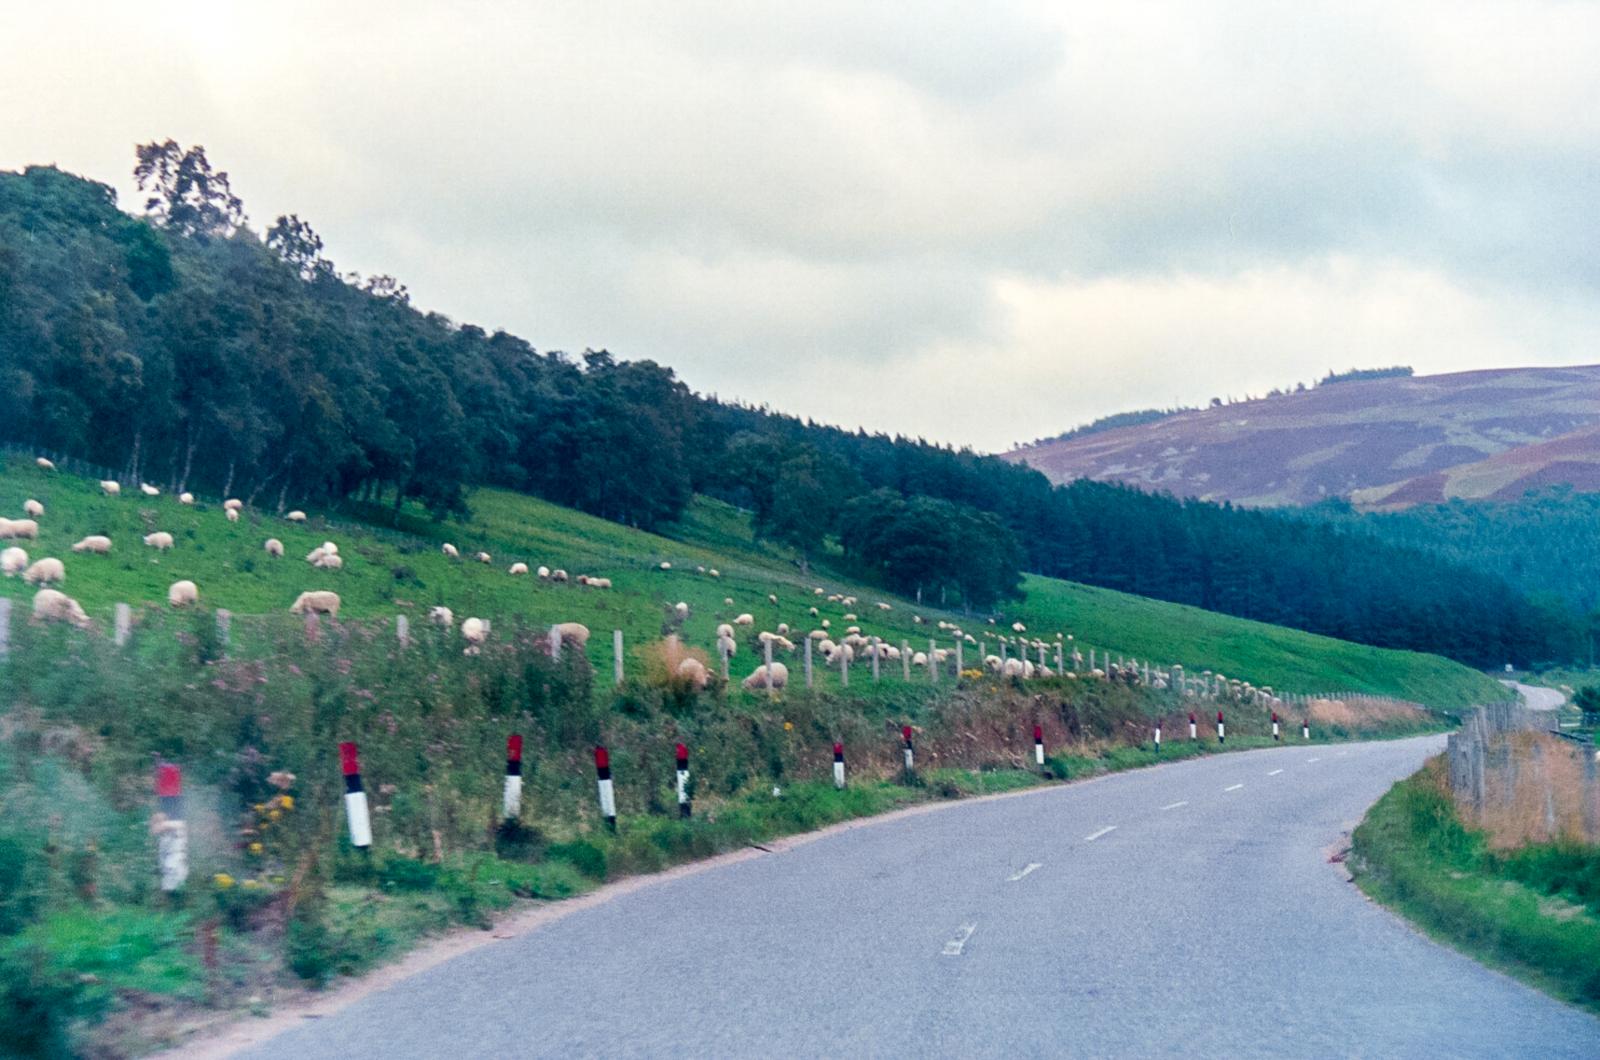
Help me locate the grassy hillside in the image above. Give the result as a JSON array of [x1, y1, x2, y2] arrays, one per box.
[[0, 456, 1507, 707]]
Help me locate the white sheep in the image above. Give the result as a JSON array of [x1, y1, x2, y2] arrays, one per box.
[[588, 577, 612, 589], [659, 561, 672, 570], [226, 508, 240, 523], [734, 613, 754, 626], [708, 568, 720, 578], [723, 597, 734, 605], [767, 593, 778, 605], [741, 661, 788, 691], [442, 543, 459, 558], [143, 531, 174, 550], [576, 574, 590, 586], [314, 553, 343, 571], [0, 519, 38, 541], [509, 562, 529, 576], [876, 602, 892, 611], [23, 499, 43, 518], [673, 601, 689, 619], [286, 510, 306, 522], [717, 634, 737, 658], [913, 651, 929, 667], [223, 498, 242, 511], [23, 557, 65, 585], [537, 565, 551, 579], [843, 613, 857, 622], [551, 569, 569, 583], [475, 551, 492, 564], [32, 588, 89, 628], [35, 458, 54, 471], [140, 483, 160, 497], [678, 657, 710, 690], [716, 623, 735, 639], [429, 606, 454, 627], [168, 580, 198, 607], [71, 535, 112, 554], [461, 617, 488, 645], [264, 538, 284, 557], [289, 590, 341, 617], [1012, 622, 1027, 633], [179, 492, 195, 505], [100, 480, 121, 496], [553, 622, 590, 648], [1, 546, 27, 577]]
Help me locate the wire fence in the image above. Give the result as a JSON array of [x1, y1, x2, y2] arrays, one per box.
[[1446, 702, 1600, 845]]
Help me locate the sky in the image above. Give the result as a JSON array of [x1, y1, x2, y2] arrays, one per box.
[[5, 1, 1599, 452]]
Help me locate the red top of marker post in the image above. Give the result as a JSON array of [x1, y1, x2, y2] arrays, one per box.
[[902, 725, 913, 742], [833, 741, 844, 756], [507, 734, 523, 761], [675, 743, 688, 761], [1272, 712, 1278, 724], [594, 746, 610, 770], [155, 762, 181, 798], [1033, 724, 1043, 742], [339, 741, 360, 777], [1189, 712, 1196, 723], [1217, 711, 1225, 723]]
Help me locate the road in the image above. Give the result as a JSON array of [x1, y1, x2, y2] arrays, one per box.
[[241, 736, 1600, 1058], [1505, 679, 1567, 712]]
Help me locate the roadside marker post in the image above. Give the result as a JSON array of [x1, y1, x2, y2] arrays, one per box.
[[340, 742, 372, 850], [676, 743, 691, 818], [155, 763, 188, 892], [1272, 712, 1280, 741], [833, 742, 846, 789], [1217, 711, 1226, 744], [595, 746, 617, 832], [503, 734, 523, 820], [1189, 712, 1198, 741], [902, 725, 915, 777], [1034, 724, 1045, 768], [1303, 718, 1311, 740], [1154, 719, 1162, 753]]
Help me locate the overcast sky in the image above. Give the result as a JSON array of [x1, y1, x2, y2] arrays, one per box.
[[6, 1, 1598, 451]]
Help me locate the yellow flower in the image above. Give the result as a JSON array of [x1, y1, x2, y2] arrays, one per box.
[[783, 721, 794, 731], [213, 873, 235, 889], [242, 878, 260, 889], [252, 804, 265, 813], [268, 809, 282, 821], [278, 795, 294, 810], [248, 842, 264, 855]]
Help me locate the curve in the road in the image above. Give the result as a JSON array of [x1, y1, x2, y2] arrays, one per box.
[[237, 736, 1600, 1059]]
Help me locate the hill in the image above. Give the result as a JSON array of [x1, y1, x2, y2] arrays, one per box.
[[1008, 365, 1600, 508], [0, 457, 1508, 709]]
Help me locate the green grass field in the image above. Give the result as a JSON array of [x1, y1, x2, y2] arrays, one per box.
[[0, 456, 1507, 708]]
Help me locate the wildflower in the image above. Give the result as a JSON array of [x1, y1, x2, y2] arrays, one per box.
[[267, 770, 296, 790], [278, 795, 294, 810], [248, 842, 264, 855], [213, 873, 235, 889], [783, 721, 794, 731], [268, 809, 281, 821], [242, 878, 260, 889]]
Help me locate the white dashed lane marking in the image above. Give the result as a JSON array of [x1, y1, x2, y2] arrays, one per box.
[[1008, 863, 1041, 882], [1161, 801, 1188, 811], [1268, 769, 1283, 776], [943, 923, 977, 956], [1084, 826, 1117, 842], [1224, 783, 1245, 792]]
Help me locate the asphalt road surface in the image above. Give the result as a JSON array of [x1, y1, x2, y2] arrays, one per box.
[[1505, 679, 1567, 712], [243, 736, 1600, 1058]]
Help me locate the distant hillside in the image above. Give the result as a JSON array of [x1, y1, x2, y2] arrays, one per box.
[[1008, 365, 1600, 508]]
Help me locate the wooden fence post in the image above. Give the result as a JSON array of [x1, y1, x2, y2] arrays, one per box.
[[216, 609, 231, 648], [613, 629, 624, 686], [901, 640, 911, 681], [804, 636, 813, 689], [114, 602, 132, 647], [548, 625, 561, 661], [871, 636, 881, 682], [0, 597, 10, 659], [395, 614, 409, 646], [764, 637, 777, 700], [304, 612, 320, 643], [929, 638, 938, 684]]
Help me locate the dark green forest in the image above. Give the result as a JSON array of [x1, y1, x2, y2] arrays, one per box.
[[0, 147, 1585, 666]]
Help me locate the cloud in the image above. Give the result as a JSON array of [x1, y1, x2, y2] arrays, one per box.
[[2, 1, 1597, 451]]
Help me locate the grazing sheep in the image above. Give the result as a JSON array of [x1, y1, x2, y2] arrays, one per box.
[[716, 623, 735, 639], [767, 593, 778, 605], [35, 458, 55, 471], [509, 562, 529, 576], [1, 547, 27, 577], [717, 634, 737, 658], [225, 508, 240, 523], [100, 480, 121, 496], [32, 588, 89, 628], [223, 498, 243, 511], [808, 606, 819, 616], [723, 597, 734, 605], [741, 661, 788, 691], [913, 651, 928, 667], [587, 577, 612, 589], [179, 492, 194, 505], [677, 657, 710, 691], [673, 601, 689, 619], [289, 590, 341, 617], [659, 561, 672, 570], [264, 538, 284, 557], [167, 580, 199, 607], [808, 629, 828, 640], [314, 553, 343, 571], [320, 542, 338, 555], [551, 569, 569, 583], [708, 569, 720, 578], [23, 499, 43, 518], [1012, 622, 1026, 633], [71, 535, 112, 554], [537, 565, 551, 579], [461, 617, 488, 645], [843, 613, 857, 622], [442, 543, 459, 558], [286, 510, 306, 522], [734, 613, 754, 626], [23, 557, 65, 585], [0, 519, 38, 541], [143, 531, 174, 550], [305, 545, 329, 564], [876, 602, 892, 611], [429, 606, 454, 627], [553, 622, 590, 648], [576, 574, 590, 586], [475, 551, 492, 564], [776, 622, 789, 635], [814, 588, 825, 596], [696, 565, 706, 574], [820, 619, 831, 629], [140, 483, 160, 497]]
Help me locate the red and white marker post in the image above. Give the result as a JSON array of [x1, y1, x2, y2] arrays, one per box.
[[503, 734, 523, 820], [1272, 711, 1281, 741], [833, 742, 846, 789], [340, 741, 372, 850], [1033, 724, 1045, 768], [1189, 712, 1198, 741], [1154, 718, 1162, 753], [595, 745, 617, 832], [1303, 717, 1311, 740], [902, 725, 915, 777], [155, 763, 188, 892], [1216, 711, 1226, 744], [675, 743, 691, 818]]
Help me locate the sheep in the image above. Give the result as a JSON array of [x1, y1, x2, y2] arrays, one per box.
[[305, 545, 329, 564], [140, 483, 160, 497], [551, 569, 569, 583], [734, 613, 754, 626], [808, 629, 829, 640], [913, 651, 928, 667], [32, 588, 89, 628], [509, 562, 529, 576], [226, 508, 240, 523], [674, 601, 690, 619], [537, 566, 551, 579], [223, 498, 243, 511], [167, 580, 199, 607], [767, 593, 778, 605], [321, 542, 338, 555], [696, 565, 706, 574], [659, 561, 672, 570], [776, 622, 789, 635], [289, 590, 341, 617], [553, 622, 590, 648], [314, 553, 343, 571], [475, 551, 492, 564], [35, 457, 54, 471], [716, 623, 735, 639], [587, 577, 612, 589], [143, 531, 174, 550], [100, 480, 121, 496], [724, 597, 734, 605], [820, 618, 831, 629], [428, 606, 454, 627], [876, 602, 892, 611], [677, 657, 710, 690], [1012, 622, 1027, 633], [442, 543, 459, 558], [23, 557, 65, 585], [461, 617, 488, 645], [286, 510, 307, 522], [808, 606, 819, 616], [23, 499, 43, 518], [845, 625, 861, 635], [984, 654, 1002, 672], [843, 613, 857, 622], [0, 519, 38, 540], [1, 547, 27, 577], [576, 574, 590, 586], [71, 535, 112, 554], [741, 661, 788, 691], [264, 538, 284, 557], [717, 634, 737, 658], [912, 615, 923, 625], [179, 492, 194, 505], [708, 568, 720, 578]]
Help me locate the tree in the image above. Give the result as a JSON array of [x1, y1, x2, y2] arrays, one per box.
[[266, 214, 333, 281], [133, 140, 245, 239]]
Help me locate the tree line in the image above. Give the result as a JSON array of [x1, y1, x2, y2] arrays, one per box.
[[0, 147, 1582, 662]]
